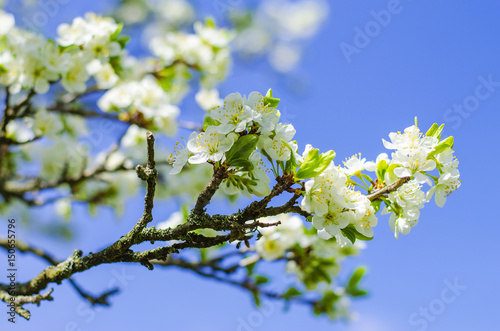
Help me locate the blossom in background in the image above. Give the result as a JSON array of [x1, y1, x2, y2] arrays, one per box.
[[195, 88, 222, 110], [194, 21, 233, 48], [157, 211, 185, 230], [256, 214, 305, 260], [57, 13, 119, 47], [0, 10, 14, 35]]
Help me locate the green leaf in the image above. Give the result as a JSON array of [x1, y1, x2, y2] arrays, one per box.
[[254, 275, 269, 285], [229, 159, 254, 170], [203, 116, 217, 130], [426, 123, 445, 140], [385, 163, 401, 184], [435, 124, 445, 140], [371, 199, 382, 213], [110, 23, 123, 41], [116, 35, 130, 49], [340, 227, 356, 244], [347, 224, 373, 241], [225, 134, 259, 169], [348, 289, 368, 297], [428, 136, 454, 158], [348, 267, 366, 288], [181, 205, 189, 222], [295, 149, 336, 180], [206, 17, 216, 28], [315, 266, 332, 284], [283, 287, 302, 299], [376, 159, 388, 183], [252, 290, 261, 307], [246, 262, 256, 275], [200, 248, 207, 262], [341, 225, 373, 243], [426, 123, 439, 137], [263, 89, 280, 108]]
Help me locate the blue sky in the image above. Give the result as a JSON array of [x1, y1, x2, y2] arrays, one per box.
[[2, 0, 500, 330]]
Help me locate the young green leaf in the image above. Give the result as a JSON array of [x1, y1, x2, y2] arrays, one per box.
[[295, 149, 336, 180]]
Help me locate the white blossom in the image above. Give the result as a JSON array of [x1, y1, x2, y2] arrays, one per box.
[[187, 126, 236, 164]]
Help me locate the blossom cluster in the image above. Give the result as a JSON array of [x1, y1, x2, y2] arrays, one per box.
[[245, 213, 366, 320], [172, 90, 461, 244], [230, 0, 329, 72], [337, 123, 461, 239], [0, 11, 126, 94], [150, 19, 233, 109], [111, 0, 329, 73], [301, 162, 378, 244], [169, 90, 287, 197], [378, 124, 461, 238], [0, 10, 232, 220]]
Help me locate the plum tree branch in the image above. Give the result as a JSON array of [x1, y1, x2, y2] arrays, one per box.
[[366, 176, 411, 201]]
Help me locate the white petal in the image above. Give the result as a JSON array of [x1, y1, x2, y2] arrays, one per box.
[[394, 167, 411, 178], [435, 189, 447, 207], [188, 153, 208, 164], [317, 229, 332, 240], [312, 215, 324, 230]]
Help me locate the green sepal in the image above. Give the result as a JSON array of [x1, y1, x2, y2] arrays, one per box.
[[281, 139, 299, 173]]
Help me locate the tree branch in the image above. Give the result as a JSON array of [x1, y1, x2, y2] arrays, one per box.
[[366, 176, 411, 201], [191, 164, 228, 215], [0, 239, 119, 306]]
